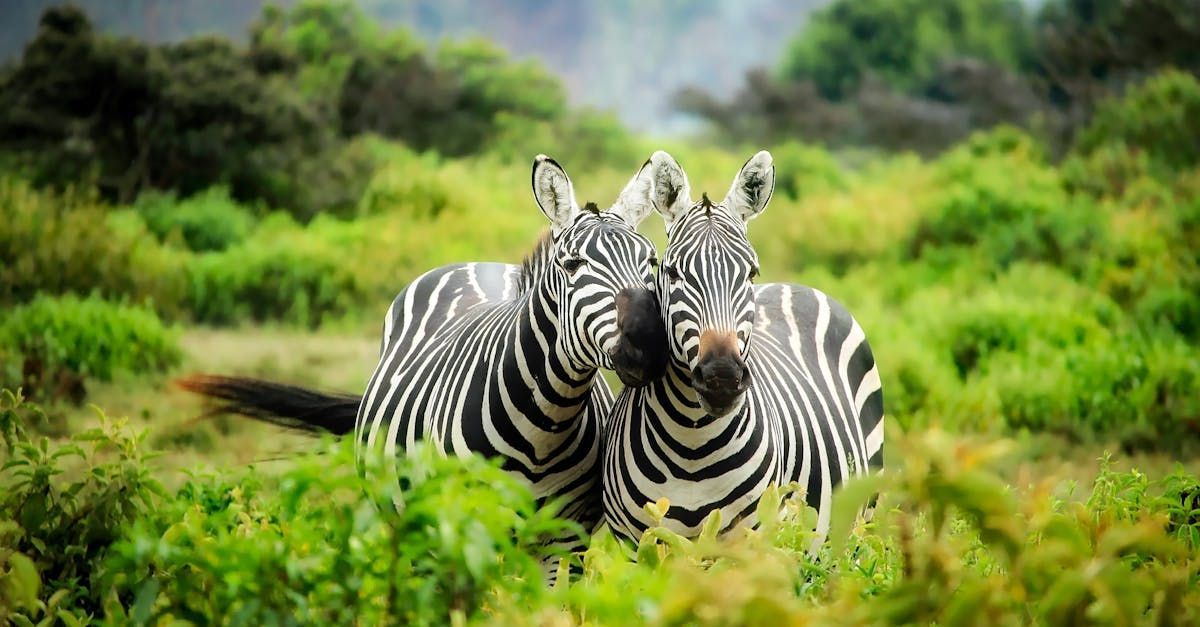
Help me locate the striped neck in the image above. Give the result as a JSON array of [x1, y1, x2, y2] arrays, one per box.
[[503, 270, 599, 427]]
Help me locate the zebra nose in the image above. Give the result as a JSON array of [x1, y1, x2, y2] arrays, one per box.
[[691, 356, 751, 396]]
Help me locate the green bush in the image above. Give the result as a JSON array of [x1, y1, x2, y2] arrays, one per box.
[[907, 132, 1103, 273], [1074, 69, 1200, 175], [0, 177, 187, 311], [934, 264, 1115, 378], [357, 145, 458, 219], [3, 392, 1198, 624], [488, 429, 1200, 625], [184, 216, 367, 327], [0, 390, 166, 621], [0, 295, 182, 402], [1096, 174, 1200, 340], [134, 187, 257, 252], [488, 109, 644, 172], [105, 441, 574, 625], [991, 332, 1200, 451]]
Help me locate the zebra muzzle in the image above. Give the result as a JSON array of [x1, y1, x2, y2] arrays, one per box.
[[691, 356, 751, 414], [612, 287, 669, 387], [692, 330, 751, 415]]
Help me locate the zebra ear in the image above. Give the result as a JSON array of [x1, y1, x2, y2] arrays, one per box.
[[645, 150, 692, 226], [723, 150, 775, 222], [531, 154, 580, 230], [610, 151, 688, 227]]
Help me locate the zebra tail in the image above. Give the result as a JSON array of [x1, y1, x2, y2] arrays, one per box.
[[176, 374, 360, 436]]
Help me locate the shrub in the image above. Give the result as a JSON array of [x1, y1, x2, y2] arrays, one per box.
[[0, 177, 187, 310], [357, 145, 458, 219], [769, 141, 849, 200], [134, 187, 257, 252], [184, 216, 367, 327], [751, 154, 929, 277], [0, 295, 182, 403], [1074, 69, 1200, 175], [989, 331, 1200, 451], [487, 109, 644, 172], [0, 390, 166, 621], [1084, 173, 1200, 341], [487, 429, 1200, 625], [3, 392, 1199, 624], [105, 441, 574, 625], [935, 264, 1115, 378], [907, 132, 1103, 273]]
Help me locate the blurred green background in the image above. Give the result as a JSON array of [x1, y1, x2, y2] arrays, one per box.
[[1, 1, 1198, 624]]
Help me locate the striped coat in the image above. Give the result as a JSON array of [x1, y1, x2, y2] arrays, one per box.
[[602, 151, 884, 543]]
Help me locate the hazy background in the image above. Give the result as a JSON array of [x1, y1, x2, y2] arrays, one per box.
[[1, 0, 830, 134]]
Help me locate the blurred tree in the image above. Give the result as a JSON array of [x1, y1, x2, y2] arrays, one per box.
[[673, 69, 856, 146], [254, 1, 569, 157], [1034, 0, 1200, 140], [0, 5, 320, 207], [779, 0, 1036, 100], [678, 0, 1200, 156]]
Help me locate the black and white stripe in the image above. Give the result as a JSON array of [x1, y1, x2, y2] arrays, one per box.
[[355, 155, 665, 533], [181, 155, 667, 545], [602, 151, 885, 545]]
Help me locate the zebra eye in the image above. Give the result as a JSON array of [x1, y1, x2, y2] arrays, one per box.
[[662, 264, 682, 282], [648, 256, 659, 269], [748, 266, 760, 282], [561, 256, 587, 274]]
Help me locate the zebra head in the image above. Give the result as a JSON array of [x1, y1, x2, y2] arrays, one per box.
[[531, 155, 668, 387], [653, 150, 775, 416]]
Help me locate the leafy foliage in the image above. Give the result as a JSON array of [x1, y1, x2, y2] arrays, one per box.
[[105, 442, 575, 626], [4, 391, 1198, 625], [501, 429, 1200, 625], [0, 390, 166, 621], [0, 296, 182, 403], [134, 187, 258, 252], [0, 176, 187, 311], [780, 0, 1035, 100], [1074, 69, 1200, 176], [680, 0, 1200, 155], [0, 1, 622, 215]]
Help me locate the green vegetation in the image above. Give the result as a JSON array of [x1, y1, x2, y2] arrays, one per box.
[[1, 1, 1198, 623], [780, 0, 1035, 99], [680, 0, 1200, 153], [0, 296, 181, 405], [2, 392, 1198, 624], [0, 2, 640, 215], [1, 71, 1197, 451]]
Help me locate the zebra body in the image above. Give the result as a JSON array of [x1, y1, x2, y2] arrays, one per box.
[[602, 151, 884, 543], [358, 257, 612, 525], [354, 155, 665, 532], [604, 283, 884, 539], [181, 155, 667, 540]]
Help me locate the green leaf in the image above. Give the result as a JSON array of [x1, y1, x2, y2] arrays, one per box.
[[56, 609, 84, 627], [130, 579, 160, 626], [756, 483, 782, 532], [5, 552, 41, 608], [829, 473, 887, 558], [698, 509, 723, 543]]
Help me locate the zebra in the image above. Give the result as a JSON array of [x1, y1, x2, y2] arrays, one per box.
[[601, 150, 885, 546], [182, 154, 669, 545]]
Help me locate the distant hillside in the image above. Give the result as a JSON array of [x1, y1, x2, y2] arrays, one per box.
[[0, 0, 827, 133]]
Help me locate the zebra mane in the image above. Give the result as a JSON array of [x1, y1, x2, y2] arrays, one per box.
[[517, 230, 556, 295]]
